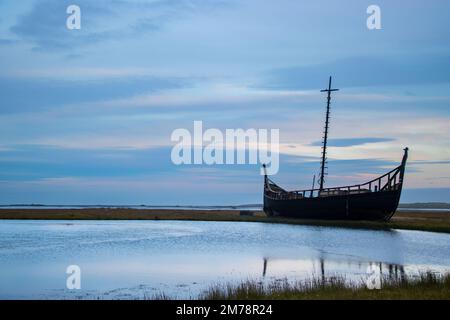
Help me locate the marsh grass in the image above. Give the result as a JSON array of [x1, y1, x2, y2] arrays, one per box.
[[1, 209, 449, 233], [150, 292, 172, 300], [199, 272, 450, 300]]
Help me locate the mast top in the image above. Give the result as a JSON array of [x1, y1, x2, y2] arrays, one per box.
[[320, 76, 339, 94]]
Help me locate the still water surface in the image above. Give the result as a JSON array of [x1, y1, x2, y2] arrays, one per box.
[[0, 220, 449, 299]]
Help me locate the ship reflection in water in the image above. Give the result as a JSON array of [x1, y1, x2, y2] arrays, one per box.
[[0, 220, 449, 299], [261, 257, 407, 283]]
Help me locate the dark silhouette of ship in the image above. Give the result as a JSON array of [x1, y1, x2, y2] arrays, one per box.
[[263, 77, 408, 221]]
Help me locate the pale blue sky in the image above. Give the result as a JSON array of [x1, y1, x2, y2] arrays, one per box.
[[0, 0, 449, 204]]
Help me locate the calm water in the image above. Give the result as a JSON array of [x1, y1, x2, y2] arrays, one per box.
[[0, 220, 449, 299]]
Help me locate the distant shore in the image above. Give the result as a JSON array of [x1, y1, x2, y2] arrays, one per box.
[[0, 208, 449, 233]]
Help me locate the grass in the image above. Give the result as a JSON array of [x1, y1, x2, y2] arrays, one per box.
[[200, 272, 450, 300], [262, 211, 450, 234], [0, 208, 449, 233]]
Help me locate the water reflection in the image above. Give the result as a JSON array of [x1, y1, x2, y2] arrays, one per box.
[[0, 220, 448, 299], [261, 256, 407, 283]]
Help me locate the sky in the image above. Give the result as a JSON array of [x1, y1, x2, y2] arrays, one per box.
[[0, 0, 449, 205]]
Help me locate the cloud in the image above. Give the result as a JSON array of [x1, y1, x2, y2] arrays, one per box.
[[10, 0, 231, 51], [401, 188, 450, 203], [0, 74, 187, 114], [5, 67, 184, 80], [1, 0, 450, 205], [410, 160, 450, 165], [310, 137, 396, 148], [0, 144, 406, 204], [0, 38, 17, 45], [260, 54, 450, 90]]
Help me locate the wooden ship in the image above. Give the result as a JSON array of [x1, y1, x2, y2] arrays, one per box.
[[263, 77, 408, 221]]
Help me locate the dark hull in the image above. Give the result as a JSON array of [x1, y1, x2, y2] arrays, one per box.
[[264, 189, 401, 221]]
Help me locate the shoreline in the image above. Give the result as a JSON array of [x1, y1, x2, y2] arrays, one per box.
[[0, 208, 449, 233]]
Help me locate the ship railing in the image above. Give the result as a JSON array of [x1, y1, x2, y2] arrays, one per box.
[[265, 165, 403, 200]]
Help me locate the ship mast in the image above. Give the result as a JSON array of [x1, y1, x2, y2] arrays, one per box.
[[319, 77, 339, 191]]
